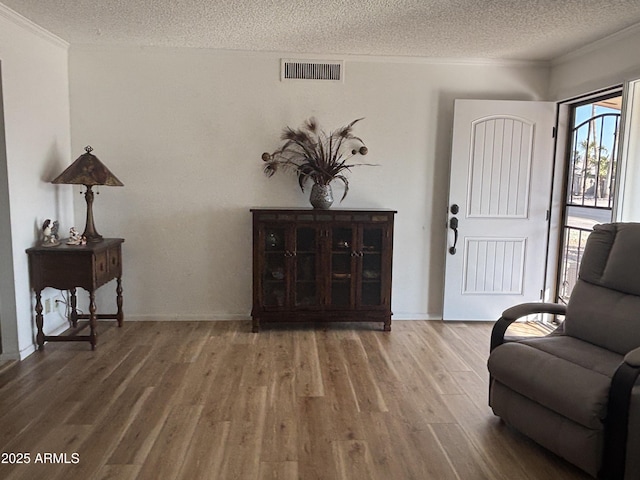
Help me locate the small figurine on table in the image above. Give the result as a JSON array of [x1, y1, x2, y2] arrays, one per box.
[[41, 219, 60, 247], [67, 227, 86, 246]]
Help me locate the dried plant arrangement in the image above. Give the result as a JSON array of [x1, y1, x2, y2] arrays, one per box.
[[261, 117, 375, 204]]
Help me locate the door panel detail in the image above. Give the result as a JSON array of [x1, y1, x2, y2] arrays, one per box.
[[462, 238, 526, 295], [468, 116, 533, 218]]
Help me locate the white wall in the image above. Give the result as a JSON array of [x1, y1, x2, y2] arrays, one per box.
[[0, 5, 73, 358], [69, 46, 549, 321], [549, 24, 640, 101]]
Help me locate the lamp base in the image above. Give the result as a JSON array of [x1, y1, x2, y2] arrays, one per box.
[[83, 232, 104, 243], [83, 186, 104, 243]]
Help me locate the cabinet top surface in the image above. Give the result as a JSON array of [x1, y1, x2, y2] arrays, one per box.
[[251, 207, 396, 214], [26, 238, 124, 254]]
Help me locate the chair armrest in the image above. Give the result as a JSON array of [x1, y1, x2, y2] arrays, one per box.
[[490, 302, 567, 351], [501, 302, 567, 321], [601, 346, 640, 479], [624, 346, 640, 368]]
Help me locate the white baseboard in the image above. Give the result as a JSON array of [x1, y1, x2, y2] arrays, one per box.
[[390, 313, 441, 321], [0, 351, 22, 361], [18, 343, 36, 360]]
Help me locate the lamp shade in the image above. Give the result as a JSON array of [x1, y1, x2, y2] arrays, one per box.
[[51, 146, 123, 242], [51, 146, 123, 186]]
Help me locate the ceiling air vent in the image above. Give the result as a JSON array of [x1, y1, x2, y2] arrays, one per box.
[[281, 59, 344, 82]]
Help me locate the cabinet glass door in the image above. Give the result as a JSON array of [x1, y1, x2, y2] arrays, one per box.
[[295, 227, 319, 307], [262, 227, 287, 307], [361, 227, 384, 306], [330, 226, 354, 307]]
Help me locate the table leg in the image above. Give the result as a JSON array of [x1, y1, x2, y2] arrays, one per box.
[[35, 290, 45, 350], [89, 290, 97, 350], [116, 276, 123, 327], [70, 287, 78, 327]]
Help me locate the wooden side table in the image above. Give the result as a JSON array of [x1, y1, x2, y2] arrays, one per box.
[[26, 238, 124, 350]]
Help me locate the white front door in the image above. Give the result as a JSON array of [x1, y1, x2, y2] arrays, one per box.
[[443, 99, 556, 321]]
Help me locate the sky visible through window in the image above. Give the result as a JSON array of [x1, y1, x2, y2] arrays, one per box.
[[573, 103, 620, 164]]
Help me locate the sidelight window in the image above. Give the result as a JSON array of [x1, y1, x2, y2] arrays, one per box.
[[557, 94, 621, 303]]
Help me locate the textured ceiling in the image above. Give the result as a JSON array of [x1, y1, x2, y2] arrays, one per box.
[[4, 0, 640, 61]]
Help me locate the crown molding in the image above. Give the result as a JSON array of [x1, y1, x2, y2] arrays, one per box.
[[551, 21, 640, 67], [71, 43, 549, 69], [0, 3, 68, 49]]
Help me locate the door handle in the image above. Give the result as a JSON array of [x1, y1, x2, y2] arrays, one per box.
[[449, 217, 458, 255]]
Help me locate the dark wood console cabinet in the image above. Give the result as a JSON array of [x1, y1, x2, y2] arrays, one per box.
[[251, 208, 395, 332]]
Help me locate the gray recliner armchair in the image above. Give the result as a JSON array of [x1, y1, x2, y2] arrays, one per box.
[[487, 223, 640, 479]]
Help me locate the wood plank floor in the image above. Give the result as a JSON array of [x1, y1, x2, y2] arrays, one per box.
[[0, 320, 591, 480]]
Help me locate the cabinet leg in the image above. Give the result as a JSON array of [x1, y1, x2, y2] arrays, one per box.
[[70, 288, 78, 327], [35, 290, 45, 351], [116, 276, 124, 327], [252, 317, 260, 333], [383, 319, 391, 332], [89, 291, 98, 350]]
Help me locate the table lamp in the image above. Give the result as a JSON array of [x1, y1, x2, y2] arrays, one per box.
[[51, 146, 123, 242]]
